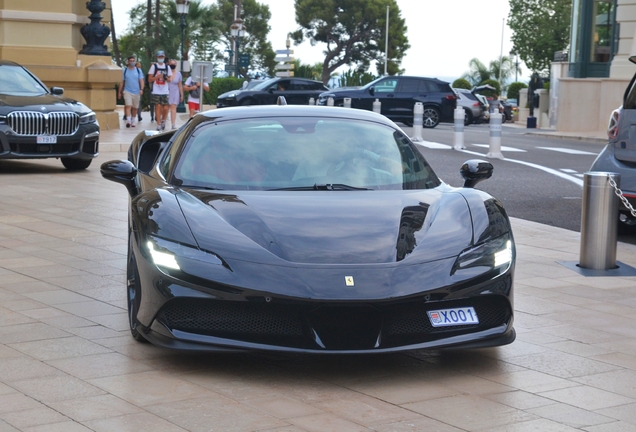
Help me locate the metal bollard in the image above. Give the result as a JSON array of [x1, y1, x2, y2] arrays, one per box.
[[373, 98, 381, 113], [343, 98, 351, 108], [580, 172, 620, 270], [327, 97, 334, 106], [308, 97, 315, 105], [411, 102, 423, 142], [452, 106, 465, 150], [487, 112, 504, 159]]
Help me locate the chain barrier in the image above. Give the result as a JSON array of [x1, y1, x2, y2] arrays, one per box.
[[608, 176, 636, 218]]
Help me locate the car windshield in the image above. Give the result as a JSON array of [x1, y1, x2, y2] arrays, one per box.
[[0, 65, 48, 96], [251, 78, 278, 91], [173, 117, 441, 191]]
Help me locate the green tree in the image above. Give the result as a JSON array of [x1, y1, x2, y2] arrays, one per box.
[[117, 0, 220, 74], [216, 0, 276, 77], [462, 58, 492, 86], [293, 60, 323, 80], [479, 79, 501, 97], [291, 0, 410, 84], [339, 69, 377, 87], [507, 82, 528, 101], [507, 0, 571, 73], [489, 56, 514, 86], [452, 78, 472, 90]]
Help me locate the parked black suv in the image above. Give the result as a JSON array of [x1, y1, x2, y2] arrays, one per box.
[[216, 77, 329, 107], [317, 76, 457, 128], [0, 60, 99, 170]]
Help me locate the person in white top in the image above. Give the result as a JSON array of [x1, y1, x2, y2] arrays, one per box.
[[184, 76, 209, 118], [147, 50, 173, 131]]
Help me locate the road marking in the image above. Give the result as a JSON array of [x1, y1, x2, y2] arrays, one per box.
[[560, 168, 578, 173], [537, 147, 598, 155], [417, 141, 452, 149], [458, 149, 584, 187], [471, 144, 527, 152]]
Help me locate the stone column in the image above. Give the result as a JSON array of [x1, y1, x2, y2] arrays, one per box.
[[0, 0, 121, 129]]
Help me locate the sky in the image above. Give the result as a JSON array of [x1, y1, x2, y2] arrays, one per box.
[[109, 0, 525, 83]]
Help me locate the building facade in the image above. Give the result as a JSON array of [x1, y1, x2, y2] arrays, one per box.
[[554, 0, 636, 133], [0, 0, 120, 129]]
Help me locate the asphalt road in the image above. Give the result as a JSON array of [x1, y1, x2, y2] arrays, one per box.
[[399, 122, 636, 241]]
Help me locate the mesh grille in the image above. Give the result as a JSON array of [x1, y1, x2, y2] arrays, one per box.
[[7, 111, 79, 136], [159, 299, 304, 337]]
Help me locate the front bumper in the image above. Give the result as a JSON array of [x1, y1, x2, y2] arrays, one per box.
[[0, 123, 99, 160], [134, 239, 515, 352]]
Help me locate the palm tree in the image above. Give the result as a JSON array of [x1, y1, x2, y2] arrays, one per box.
[[462, 58, 492, 86], [489, 56, 514, 87]]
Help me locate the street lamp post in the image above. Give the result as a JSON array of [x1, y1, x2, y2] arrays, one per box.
[[230, 18, 246, 78], [176, 0, 190, 113], [509, 50, 519, 82]]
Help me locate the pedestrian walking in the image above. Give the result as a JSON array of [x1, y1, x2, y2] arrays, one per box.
[[118, 55, 144, 128], [148, 50, 172, 131], [183, 75, 209, 118], [167, 59, 183, 129], [135, 61, 144, 121]]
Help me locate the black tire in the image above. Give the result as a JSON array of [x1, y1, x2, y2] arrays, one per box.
[[422, 107, 440, 128], [61, 158, 92, 170], [464, 109, 473, 126], [618, 213, 636, 235], [127, 233, 147, 342]]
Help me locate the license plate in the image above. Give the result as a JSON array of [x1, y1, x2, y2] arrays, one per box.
[[428, 307, 479, 327], [37, 135, 57, 144]]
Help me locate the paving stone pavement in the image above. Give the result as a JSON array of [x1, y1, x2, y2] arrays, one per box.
[[0, 119, 635, 431]]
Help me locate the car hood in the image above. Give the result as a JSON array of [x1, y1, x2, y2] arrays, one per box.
[[0, 93, 89, 114], [176, 188, 473, 266], [217, 89, 244, 99]]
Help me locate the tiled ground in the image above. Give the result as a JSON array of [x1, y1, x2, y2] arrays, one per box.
[[1, 130, 636, 430]]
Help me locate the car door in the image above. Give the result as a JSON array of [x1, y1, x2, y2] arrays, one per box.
[[286, 80, 314, 105], [389, 78, 422, 122], [257, 79, 291, 105], [364, 77, 400, 114]]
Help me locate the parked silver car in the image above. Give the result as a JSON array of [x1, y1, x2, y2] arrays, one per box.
[[590, 67, 636, 231], [453, 88, 487, 125]]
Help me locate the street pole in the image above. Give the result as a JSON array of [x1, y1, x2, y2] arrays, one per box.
[[384, 5, 389, 76], [177, 13, 186, 113]]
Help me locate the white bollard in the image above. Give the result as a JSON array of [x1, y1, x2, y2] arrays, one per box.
[[308, 97, 315, 105], [327, 97, 334, 106], [411, 102, 423, 142], [373, 98, 381, 113], [453, 106, 465, 150], [487, 112, 504, 159], [343, 97, 351, 108]]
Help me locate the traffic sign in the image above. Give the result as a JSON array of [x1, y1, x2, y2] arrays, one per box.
[[275, 49, 294, 55], [275, 56, 294, 62], [275, 71, 294, 77], [274, 63, 294, 70], [224, 64, 236, 72], [239, 54, 250, 68]]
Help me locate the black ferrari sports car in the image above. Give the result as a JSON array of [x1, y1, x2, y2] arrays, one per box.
[[101, 103, 515, 353]]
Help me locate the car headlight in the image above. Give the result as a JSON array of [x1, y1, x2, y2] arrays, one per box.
[[452, 233, 513, 276], [79, 112, 97, 124], [146, 236, 223, 272]]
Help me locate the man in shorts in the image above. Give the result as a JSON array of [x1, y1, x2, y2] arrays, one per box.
[[118, 55, 144, 128], [148, 50, 172, 131]]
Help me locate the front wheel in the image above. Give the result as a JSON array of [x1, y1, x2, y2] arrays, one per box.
[[61, 158, 92, 170], [422, 107, 440, 128], [464, 109, 473, 126]]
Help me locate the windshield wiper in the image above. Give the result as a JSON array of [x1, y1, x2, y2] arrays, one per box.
[[269, 183, 372, 191], [179, 185, 223, 190]]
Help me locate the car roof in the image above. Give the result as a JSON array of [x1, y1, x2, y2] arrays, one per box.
[[0, 60, 21, 67], [197, 105, 397, 126]]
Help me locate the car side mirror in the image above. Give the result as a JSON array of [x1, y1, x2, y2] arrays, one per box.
[[51, 87, 64, 95], [369, 86, 375, 96], [460, 159, 493, 188], [101, 160, 138, 196]]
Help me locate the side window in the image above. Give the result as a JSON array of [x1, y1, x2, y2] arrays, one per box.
[[399, 78, 420, 93], [427, 81, 441, 92], [272, 80, 290, 91], [624, 78, 636, 109], [290, 80, 312, 91], [161, 142, 178, 178], [418, 80, 432, 93], [375, 79, 398, 93]]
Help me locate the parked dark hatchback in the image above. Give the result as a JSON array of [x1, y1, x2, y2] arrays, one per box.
[[0, 60, 99, 170], [216, 77, 329, 107], [317, 76, 457, 128]]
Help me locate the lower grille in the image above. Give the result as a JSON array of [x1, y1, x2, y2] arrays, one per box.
[[156, 278, 512, 350], [10, 142, 80, 155]]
